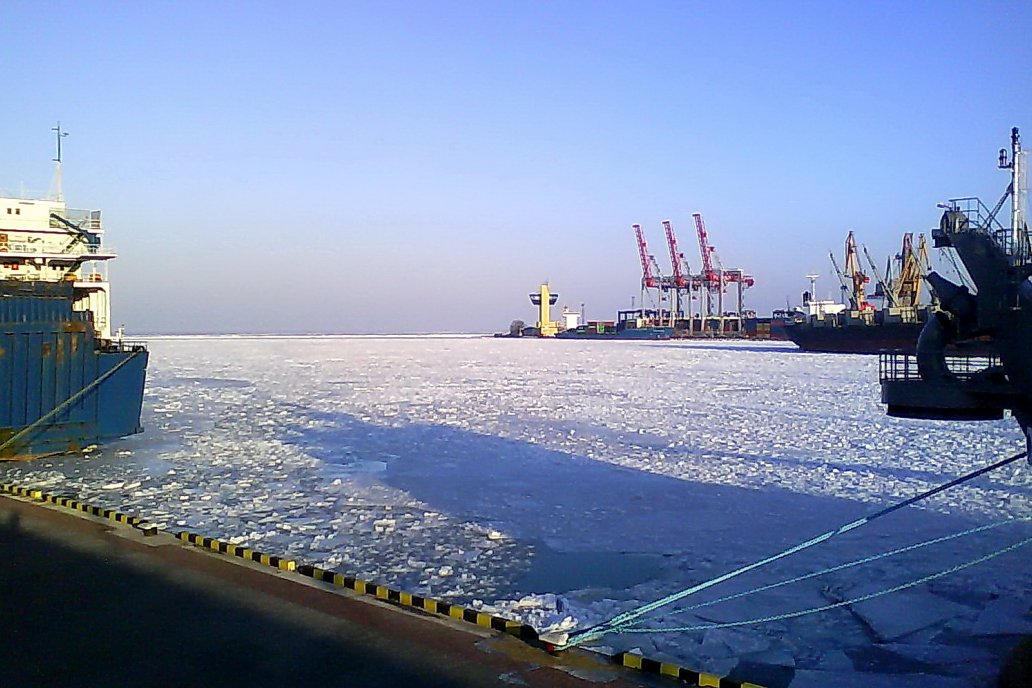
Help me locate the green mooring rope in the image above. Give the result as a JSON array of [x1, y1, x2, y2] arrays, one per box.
[[559, 448, 1029, 649], [617, 532, 1032, 635], [0, 351, 142, 456], [620, 515, 1032, 631]]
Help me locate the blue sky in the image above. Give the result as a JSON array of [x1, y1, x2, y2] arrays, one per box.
[[4, 1, 1032, 333]]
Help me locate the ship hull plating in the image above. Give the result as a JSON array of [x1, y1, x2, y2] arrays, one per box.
[[555, 326, 674, 340], [783, 320, 922, 354], [0, 282, 148, 460]]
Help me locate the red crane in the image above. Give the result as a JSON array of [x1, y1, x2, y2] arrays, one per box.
[[662, 220, 688, 289], [692, 213, 720, 289], [633, 223, 659, 289], [692, 212, 755, 290]]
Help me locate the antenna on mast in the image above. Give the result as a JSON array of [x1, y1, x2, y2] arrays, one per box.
[[50, 122, 68, 202]]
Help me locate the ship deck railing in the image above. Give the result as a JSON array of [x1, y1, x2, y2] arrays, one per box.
[[0, 243, 115, 257], [947, 196, 1032, 266], [98, 341, 148, 353], [50, 208, 103, 232], [879, 352, 1002, 382], [0, 187, 50, 201]]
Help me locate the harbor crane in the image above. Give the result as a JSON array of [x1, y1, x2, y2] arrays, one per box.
[[893, 233, 930, 308], [633, 223, 659, 290], [691, 212, 754, 334], [829, 231, 871, 311], [863, 244, 897, 308], [632, 223, 667, 316], [843, 230, 871, 310], [662, 220, 704, 327]]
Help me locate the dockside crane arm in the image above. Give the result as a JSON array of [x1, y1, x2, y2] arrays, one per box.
[[663, 220, 688, 288], [829, 251, 856, 309], [863, 245, 897, 308], [633, 224, 659, 289], [692, 212, 721, 292], [894, 233, 925, 308], [843, 231, 869, 310]]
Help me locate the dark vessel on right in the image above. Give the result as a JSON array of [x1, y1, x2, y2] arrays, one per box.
[[882, 126, 1031, 427]]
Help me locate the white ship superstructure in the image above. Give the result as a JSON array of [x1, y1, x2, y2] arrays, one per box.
[[0, 193, 117, 340]]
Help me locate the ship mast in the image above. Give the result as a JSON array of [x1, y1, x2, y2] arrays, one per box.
[[49, 122, 68, 202], [1012, 128, 1027, 246]]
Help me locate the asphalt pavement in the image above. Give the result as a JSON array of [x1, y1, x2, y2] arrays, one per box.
[[0, 494, 642, 688]]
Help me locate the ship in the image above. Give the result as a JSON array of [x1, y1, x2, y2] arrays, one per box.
[[555, 310, 674, 340], [0, 126, 148, 461], [783, 232, 940, 354]]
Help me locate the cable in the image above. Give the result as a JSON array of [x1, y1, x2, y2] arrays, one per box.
[[559, 448, 1028, 649], [620, 515, 1032, 628], [618, 533, 1032, 635]]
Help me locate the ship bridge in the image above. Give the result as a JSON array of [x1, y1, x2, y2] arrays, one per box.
[[1, 197, 118, 340]]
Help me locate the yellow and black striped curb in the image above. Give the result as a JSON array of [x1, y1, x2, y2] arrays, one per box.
[[175, 532, 297, 571], [295, 563, 541, 642], [614, 652, 765, 687], [0, 483, 157, 535]]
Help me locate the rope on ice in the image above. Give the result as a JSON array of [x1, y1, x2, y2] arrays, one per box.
[[553, 447, 1029, 650]]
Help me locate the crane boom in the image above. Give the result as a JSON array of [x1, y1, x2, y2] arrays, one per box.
[[662, 220, 688, 288], [829, 251, 856, 309], [691, 212, 755, 289], [633, 224, 659, 289], [843, 231, 870, 310], [692, 212, 719, 289], [894, 233, 925, 308], [863, 244, 897, 307]]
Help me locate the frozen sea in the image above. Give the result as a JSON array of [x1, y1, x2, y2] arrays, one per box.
[[4, 335, 1031, 687]]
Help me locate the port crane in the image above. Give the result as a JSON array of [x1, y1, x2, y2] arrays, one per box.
[[828, 231, 871, 311], [862, 245, 897, 308], [662, 220, 704, 327], [691, 212, 754, 334], [632, 223, 667, 316], [844, 231, 871, 310], [893, 233, 930, 308]]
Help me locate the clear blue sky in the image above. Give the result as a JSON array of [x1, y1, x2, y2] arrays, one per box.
[[4, 1, 1032, 333]]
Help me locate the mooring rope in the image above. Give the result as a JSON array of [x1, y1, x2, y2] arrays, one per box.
[[619, 515, 1032, 630], [617, 533, 1032, 635], [0, 351, 143, 457], [620, 514, 1032, 628], [558, 448, 1028, 649]]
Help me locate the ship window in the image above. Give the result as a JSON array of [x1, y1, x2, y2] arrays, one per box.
[[14, 209, 20, 215], [5, 209, 10, 214]]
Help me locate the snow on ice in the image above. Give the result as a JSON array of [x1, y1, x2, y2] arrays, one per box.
[[3, 335, 1031, 687]]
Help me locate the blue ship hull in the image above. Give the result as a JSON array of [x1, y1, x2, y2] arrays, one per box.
[[0, 281, 147, 460]]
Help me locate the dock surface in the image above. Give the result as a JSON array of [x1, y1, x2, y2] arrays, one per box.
[[0, 494, 643, 687]]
